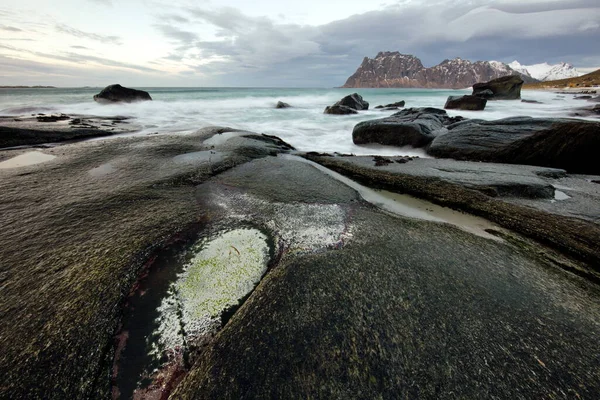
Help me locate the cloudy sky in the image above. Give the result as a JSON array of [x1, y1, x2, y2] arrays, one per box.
[[0, 0, 598, 87]]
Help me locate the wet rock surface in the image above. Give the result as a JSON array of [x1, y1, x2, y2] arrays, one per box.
[[173, 154, 600, 399], [472, 75, 524, 100], [444, 95, 487, 110], [0, 114, 140, 148], [0, 128, 295, 399], [323, 105, 358, 115], [333, 156, 561, 199], [276, 101, 291, 109], [1, 128, 600, 399], [352, 107, 462, 148], [429, 117, 600, 174], [351, 108, 600, 174], [303, 153, 600, 279], [324, 93, 369, 114], [375, 100, 406, 110], [93, 84, 152, 103]]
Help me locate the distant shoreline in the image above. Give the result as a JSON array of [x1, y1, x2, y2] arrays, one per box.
[[0, 86, 56, 89]]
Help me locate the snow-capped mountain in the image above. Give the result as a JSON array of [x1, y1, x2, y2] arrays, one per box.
[[342, 52, 535, 89], [508, 61, 581, 81]]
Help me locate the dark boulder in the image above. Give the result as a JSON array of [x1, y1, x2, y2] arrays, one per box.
[[324, 105, 358, 115], [324, 93, 368, 114], [521, 99, 543, 104], [276, 101, 291, 109], [93, 84, 152, 103], [375, 101, 406, 110], [352, 107, 461, 148], [472, 75, 524, 100], [475, 89, 494, 99], [429, 117, 600, 174], [444, 95, 487, 111]]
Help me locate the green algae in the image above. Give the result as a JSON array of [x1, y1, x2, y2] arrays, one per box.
[[153, 228, 271, 355], [179, 228, 270, 330]]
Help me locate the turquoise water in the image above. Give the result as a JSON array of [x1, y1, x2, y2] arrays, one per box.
[[0, 87, 586, 155]]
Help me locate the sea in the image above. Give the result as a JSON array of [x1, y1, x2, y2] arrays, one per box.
[[0, 87, 592, 156]]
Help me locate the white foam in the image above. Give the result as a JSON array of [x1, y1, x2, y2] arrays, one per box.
[[1, 88, 594, 157]]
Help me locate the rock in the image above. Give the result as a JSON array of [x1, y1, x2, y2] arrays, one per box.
[[0, 128, 296, 399], [574, 95, 592, 100], [324, 105, 358, 115], [587, 96, 600, 103], [342, 52, 536, 89], [429, 117, 600, 174], [276, 101, 291, 109], [352, 107, 461, 148], [444, 95, 487, 111], [521, 99, 543, 104], [318, 155, 560, 199], [36, 114, 71, 122], [93, 84, 152, 103], [173, 154, 600, 399], [324, 93, 369, 114], [375, 101, 406, 110], [475, 89, 494, 99], [472, 75, 524, 100], [0, 114, 140, 148], [3, 129, 600, 399]]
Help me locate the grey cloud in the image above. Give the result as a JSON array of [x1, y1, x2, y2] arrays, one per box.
[[171, 1, 599, 86], [154, 24, 198, 43], [493, 0, 599, 14], [55, 24, 122, 45], [1, 25, 23, 32], [162, 14, 190, 24], [71, 45, 89, 50], [0, 43, 158, 74]]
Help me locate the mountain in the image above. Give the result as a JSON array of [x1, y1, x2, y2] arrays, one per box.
[[523, 68, 600, 89], [342, 52, 536, 89], [508, 61, 581, 81]]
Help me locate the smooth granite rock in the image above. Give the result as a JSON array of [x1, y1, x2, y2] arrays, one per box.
[[444, 95, 487, 110], [324, 93, 369, 114], [353, 107, 462, 148], [472, 75, 524, 100], [429, 117, 600, 174]]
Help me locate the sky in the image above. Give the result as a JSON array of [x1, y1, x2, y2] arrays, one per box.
[[0, 0, 599, 87]]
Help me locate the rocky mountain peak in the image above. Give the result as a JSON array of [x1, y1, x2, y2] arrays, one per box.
[[343, 53, 536, 88]]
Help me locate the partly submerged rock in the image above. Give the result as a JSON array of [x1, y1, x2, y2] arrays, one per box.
[[352, 107, 462, 148], [429, 117, 600, 174], [324, 93, 369, 114], [93, 84, 152, 103], [276, 101, 291, 109], [324, 105, 358, 115], [0, 114, 140, 148], [444, 95, 487, 110], [375, 101, 406, 110], [472, 75, 524, 100]]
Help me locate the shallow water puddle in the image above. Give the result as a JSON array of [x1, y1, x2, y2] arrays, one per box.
[[0, 151, 56, 169], [114, 227, 271, 399], [290, 155, 503, 241], [88, 163, 116, 177]]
